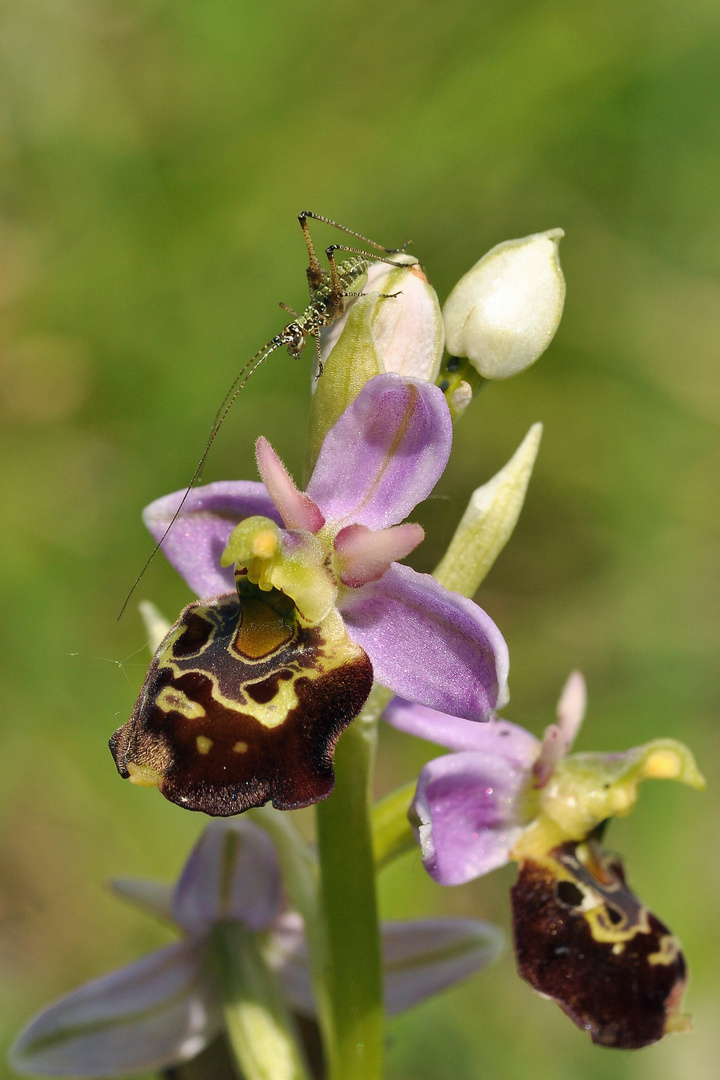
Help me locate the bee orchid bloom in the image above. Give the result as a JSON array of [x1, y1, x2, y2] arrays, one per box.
[[385, 673, 704, 1048], [111, 374, 509, 815]]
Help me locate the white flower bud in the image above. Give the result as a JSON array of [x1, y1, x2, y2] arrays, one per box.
[[443, 230, 565, 379]]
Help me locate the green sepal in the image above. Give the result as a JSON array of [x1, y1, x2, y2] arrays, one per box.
[[513, 738, 705, 860]]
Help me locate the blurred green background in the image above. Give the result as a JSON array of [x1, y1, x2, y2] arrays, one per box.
[[1, 1, 719, 1078]]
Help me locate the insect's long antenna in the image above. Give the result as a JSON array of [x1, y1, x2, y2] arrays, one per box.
[[298, 210, 412, 255], [119, 214, 413, 624], [209, 338, 276, 430], [117, 336, 286, 620]]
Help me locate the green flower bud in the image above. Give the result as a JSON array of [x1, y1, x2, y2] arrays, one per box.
[[434, 423, 542, 597]]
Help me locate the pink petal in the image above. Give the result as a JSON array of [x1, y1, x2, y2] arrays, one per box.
[[532, 724, 565, 788], [334, 522, 424, 587], [533, 672, 587, 787], [306, 374, 452, 531], [143, 481, 282, 600], [556, 670, 587, 749], [255, 437, 324, 533]]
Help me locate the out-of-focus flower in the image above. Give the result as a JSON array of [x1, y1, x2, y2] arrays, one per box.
[[385, 675, 577, 886], [442, 230, 565, 380], [385, 673, 704, 1048], [111, 374, 509, 815], [10, 819, 503, 1077]]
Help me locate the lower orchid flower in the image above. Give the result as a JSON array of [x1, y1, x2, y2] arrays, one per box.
[[384, 672, 705, 1049], [10, 818, 503, 1078], [110, 373, 509, 816]]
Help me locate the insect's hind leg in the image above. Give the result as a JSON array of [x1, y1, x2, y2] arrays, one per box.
[[298, 213, 326, 293], [312, 332, 324, 380], [324, 242, 417, 306], [298, 210, 412, 257]]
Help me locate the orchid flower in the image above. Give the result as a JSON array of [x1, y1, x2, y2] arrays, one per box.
[[110, 373, 509, 815], [10, 819, 503, 1078], [386, 672, 586, 885], [384, 673, 705, 1048], [386, 672, 702, 883]]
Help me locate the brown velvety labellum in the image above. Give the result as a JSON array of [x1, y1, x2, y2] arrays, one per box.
[[110, 588, 373, 816], [511, 838, 687, 1049]]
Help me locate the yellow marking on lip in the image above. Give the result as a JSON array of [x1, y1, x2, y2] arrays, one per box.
[[234, 595, 294, 659], [233, 741, 249, 754], [196, 736, 213, 755], [649, 934, 682, 966], [127, 761, 161, 787], [157, 687, 206, 720], [159, 602, 366, 729]]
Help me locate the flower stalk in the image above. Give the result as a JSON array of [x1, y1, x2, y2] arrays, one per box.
[[315, 708, 384, 1080]]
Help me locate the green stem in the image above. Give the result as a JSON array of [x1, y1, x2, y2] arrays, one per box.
[[212, 922, 312, 1080], [315, 705, 383, 1080]]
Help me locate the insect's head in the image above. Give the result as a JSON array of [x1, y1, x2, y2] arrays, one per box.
[[281, 323, 306, 359]]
